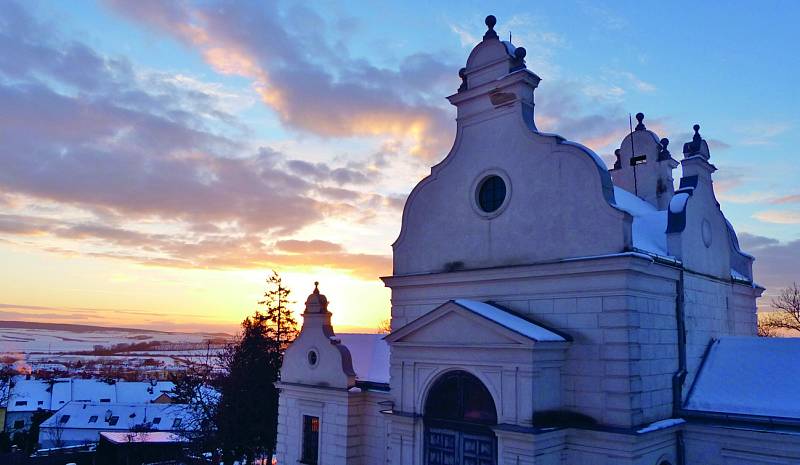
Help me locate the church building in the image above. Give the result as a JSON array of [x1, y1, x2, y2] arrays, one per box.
[[276, 15, 800, 465]]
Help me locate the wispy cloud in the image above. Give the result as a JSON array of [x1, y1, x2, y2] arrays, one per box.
[[753, 210, 800, 224], [738, 233, 800, 301], [105, 1, 457, 159]]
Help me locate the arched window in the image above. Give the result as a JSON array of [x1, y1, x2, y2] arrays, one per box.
[[425, 370, 497, 426], [424, 371, 497, 465]]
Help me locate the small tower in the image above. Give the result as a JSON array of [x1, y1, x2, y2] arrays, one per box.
[[680, 124, 715, 182], [279, 282, 356, 389], [610, 113, 678, 210]]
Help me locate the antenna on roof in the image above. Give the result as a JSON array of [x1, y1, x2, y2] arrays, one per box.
[[628, 113, 639, 197], [509, 31, 512, 42]]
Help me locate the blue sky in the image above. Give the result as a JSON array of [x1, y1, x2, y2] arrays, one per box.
[[0, 1, 797, 331]]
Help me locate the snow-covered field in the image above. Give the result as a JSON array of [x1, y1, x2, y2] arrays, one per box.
[[0, 326, 221, 355]]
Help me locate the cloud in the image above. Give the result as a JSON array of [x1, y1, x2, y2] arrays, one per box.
[[450, 23, 479, 48], [753, 210, 800, 224], [0, 213, 390, 278], [276, 239, 343, 254], [738, 233, 800, 301], [105, 0, 456, 159], [0, 2, 401, 280], [772, 194, 800, 204], [286, 160, 370, 185]]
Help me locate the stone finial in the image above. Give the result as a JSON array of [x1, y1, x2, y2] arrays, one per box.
[[635, 112, 646, 131], [682, 123, 710, 159], [484, 15, 499, 40], [458, 67, 467, 92], [304, 281, 328, 314], [657, 138, 671, 161], [613, 149, 622, 169], [510, 46, 527, 72]]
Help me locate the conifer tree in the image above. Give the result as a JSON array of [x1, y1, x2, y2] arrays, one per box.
[[216, 270, 298, 464]]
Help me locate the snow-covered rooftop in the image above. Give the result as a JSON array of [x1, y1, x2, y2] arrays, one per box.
[[6, 377, 176, 412], [40, 401, 192, 431], [454, 300, 566, 342], [685, 337, 800, 419], [337, 333, 390, 384], [7, 378, 55, 412], [611, 186, 669, 256]]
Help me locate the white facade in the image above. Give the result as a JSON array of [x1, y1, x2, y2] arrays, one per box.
[[276, 15, 800, 465]]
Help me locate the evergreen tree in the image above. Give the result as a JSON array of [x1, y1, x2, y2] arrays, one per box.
[[216, 270, 298, 464], [258, 270, 299, 349]]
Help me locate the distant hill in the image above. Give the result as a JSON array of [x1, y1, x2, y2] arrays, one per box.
[[0, 320, 230, 337]]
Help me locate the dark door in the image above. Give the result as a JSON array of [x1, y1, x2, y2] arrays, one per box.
[[426, 428, 495, 465], [424, 371, 498, 465]]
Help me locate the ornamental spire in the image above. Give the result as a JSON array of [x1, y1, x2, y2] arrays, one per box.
[[304, 281, 328, 314], [483, 15, 498, 40]]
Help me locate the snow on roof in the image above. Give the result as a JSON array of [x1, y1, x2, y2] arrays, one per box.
[[6, 378, 177, 412], [337, 333, 390, 384], [636, 418, 685, 433], [100, 431, 187, 444], [116, 381, 175, 403], [40, 401, 192, 431], [685, 337, 800, 419], [612, 186, 669, 256], [70, 378, 116, 402], [453, 300, 566, 342], [7, 377, 57, 412]]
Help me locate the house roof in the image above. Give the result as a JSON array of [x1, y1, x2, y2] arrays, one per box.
[[336, 333, 390, 384], [39, 401, 192, 431], [685, 337, 800, 419], [6, 377, 178, 412], [7, 378, 61, 412]]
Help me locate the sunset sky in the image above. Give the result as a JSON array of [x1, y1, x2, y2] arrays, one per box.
[[0, 1, 798, 334]]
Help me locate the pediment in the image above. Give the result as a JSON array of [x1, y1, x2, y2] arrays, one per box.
[[385, 300, 567, 348]]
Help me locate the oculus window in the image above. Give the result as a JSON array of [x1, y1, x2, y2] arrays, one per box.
[[477, 175, 506, 214], [301, 415, 320, 464]]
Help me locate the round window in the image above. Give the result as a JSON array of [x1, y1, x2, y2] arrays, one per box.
[[477, 175, 506, 213], [307, 350, 318, 367]]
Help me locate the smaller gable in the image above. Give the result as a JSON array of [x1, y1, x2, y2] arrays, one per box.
[[386, 300, 569, 345]]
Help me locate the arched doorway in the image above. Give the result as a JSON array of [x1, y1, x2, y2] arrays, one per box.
[[424, 370, 497, 465]]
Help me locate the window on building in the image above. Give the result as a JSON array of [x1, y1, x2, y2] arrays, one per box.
[[153, 417, 161, 424], [14, 400, 27, 406], [100, 398, 111, 403], [13, 420, 24, 429], [59, 415, 70, 424], [88, 415, 98, 423], [477, 175, 506, 213], [301, 415, 320, 465], [37, 400, 44, 405], [172, 418, 182, 428], [108, 416, 119, 426]]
